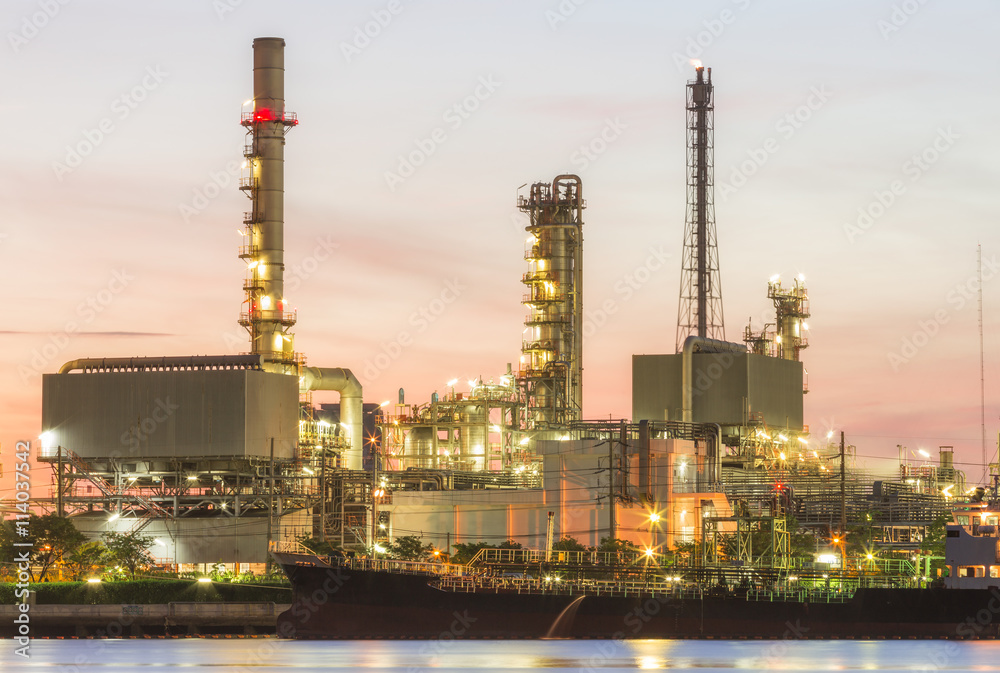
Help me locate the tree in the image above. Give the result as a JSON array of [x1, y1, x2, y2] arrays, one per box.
[[597, 537, 639, 554], [498, 539, 522, 550], [389, 535, 433, 561], [64, 541, 111, 581], [451, 541, 494, 564], [22, 514, 86, 581], [551, 536, 587, 552], [296, 534, 342, 557], [102, 531, 154, 579]]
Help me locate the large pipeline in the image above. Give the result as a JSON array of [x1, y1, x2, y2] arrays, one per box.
[[300, 367, 363, 470], [58, 355, 264, 374]]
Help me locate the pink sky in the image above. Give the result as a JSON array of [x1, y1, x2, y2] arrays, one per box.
[[3, 0, 1000, 500]]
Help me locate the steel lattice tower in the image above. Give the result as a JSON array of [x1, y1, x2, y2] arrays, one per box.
[[676, 64, 725, 351]]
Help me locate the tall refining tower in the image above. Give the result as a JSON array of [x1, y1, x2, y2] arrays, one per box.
[[676, 63, 725, 351], [239, 38, 300, 372], [518, 175, 584, 428]]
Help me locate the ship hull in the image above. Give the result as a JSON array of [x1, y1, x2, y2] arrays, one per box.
[[272, 552, 1000, 640]]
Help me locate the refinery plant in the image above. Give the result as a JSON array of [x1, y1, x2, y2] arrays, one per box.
[[31, 39, 961, 574]]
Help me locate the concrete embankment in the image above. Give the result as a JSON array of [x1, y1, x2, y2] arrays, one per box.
[[0, 602, 291, 637]]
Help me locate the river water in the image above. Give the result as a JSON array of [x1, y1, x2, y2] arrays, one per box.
[[2, 638, 998, 671]]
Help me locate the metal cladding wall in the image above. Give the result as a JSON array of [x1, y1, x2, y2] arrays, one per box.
[[71, 510, 310, 564], [632, 353, 803, 429], [42, 369, 297, 459]]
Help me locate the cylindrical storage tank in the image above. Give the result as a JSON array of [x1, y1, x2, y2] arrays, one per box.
[[403, 426, 435, 469], [460, 405, 487, 471]]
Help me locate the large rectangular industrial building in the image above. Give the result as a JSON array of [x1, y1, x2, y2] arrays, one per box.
[[632, 352, 804, 430], [41, 368, 298, 459]]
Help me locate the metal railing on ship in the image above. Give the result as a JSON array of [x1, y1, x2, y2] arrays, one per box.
[[269, 540, 472, 577]]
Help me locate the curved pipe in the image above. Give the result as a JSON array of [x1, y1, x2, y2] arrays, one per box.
[[300, 367, 363, 470], [58, 355, 264, 374], [681, 336, 746, 424]]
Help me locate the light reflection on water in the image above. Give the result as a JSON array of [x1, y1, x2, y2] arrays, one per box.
[[2, 639, 1000, 672]]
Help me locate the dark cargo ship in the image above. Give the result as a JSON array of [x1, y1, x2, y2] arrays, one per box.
[[271, 517, 1000, 640]]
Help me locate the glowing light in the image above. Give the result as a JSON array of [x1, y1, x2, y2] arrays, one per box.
[[779, 452, 786, 461], [447, 378, 458, 387], [818, 554, 837, 564], [866, 553, 874, 560], [187, 475, 198, 481], [644, 548, 654, 558], [468, 379, 478, 388], [247, 260, 259, 269], [155, 539, 166, 547], [39, 430, 55, 448], [802, 322, 810, 330], [242, 99, 252, 106], [87, 578, 102, 584], [317, 420, 331, 428], [690, 58, 703, 68], [942, 485, 954, 498], [775, 335, 782, 343], [648, 512, 661, 523], [379, 400, 390, 408], [797, 437, 808, 445], [769, 274, 780, 283], [197, 577, 212, 584], [826, 430, 834, 439], [303, 467, 314, 475], [778, 434, 788, 442], [519, 437, 529, 446], [373, 544, 387, 554], [798, 273, 805, 282], [261, 295, 271, 309], [490, 425, 502, 432], [108, 513, 120, 522], [918, 449, 930, 458]]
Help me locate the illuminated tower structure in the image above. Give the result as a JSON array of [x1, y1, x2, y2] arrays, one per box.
[[518, 175, 585, 428], [676, 63, 725, 352], [768, 276, 810, 362], [238, 37, 300, 372]]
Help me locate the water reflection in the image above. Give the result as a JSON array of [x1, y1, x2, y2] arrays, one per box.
[[1, 639, 999, 672]]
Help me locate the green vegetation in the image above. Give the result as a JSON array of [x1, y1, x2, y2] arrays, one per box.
[[387, 535, 434, 561], [0, 579, 290, 605]]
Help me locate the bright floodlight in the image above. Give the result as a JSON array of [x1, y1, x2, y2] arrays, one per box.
[[447, 378, 458, 387], [918, 449, 930, 458], [197, 577, 211, 584]]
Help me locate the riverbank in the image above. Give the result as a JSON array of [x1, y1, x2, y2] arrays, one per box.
[[0, 603, 290, 637]]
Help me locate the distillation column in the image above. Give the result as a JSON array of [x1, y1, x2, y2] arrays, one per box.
[[768, 276, 810, 361], [239, 37, 299, 371], [676, 63, 725, 352], [518, 175, 584, 428]]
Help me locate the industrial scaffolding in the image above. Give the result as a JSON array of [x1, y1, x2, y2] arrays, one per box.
[[518, 175, 585, 428]]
